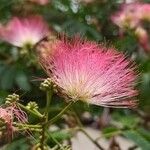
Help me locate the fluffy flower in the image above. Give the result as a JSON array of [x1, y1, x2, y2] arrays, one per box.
[[139, 4, 150, 21], [29, 0, 49, 5], [39, 37, 138, 108], [0, 105, 27, 139], [135, 27, 150, 51], [111, 3, 150, 29], [111, 3, 141, 29], [0, 15, 49, 47], [0, 107, 12, 126]]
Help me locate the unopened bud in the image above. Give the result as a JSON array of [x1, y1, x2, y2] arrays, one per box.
[[26, 102, 39, 110], [20, 47, 29, 56], [5, 93, 19, 104], [40, 78, 52, 91]]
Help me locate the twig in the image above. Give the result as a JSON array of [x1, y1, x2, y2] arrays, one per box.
[[79, 128, 104, 150]]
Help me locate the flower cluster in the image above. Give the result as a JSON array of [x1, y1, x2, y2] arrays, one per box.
[[38, 37, 138, 108], [111, 3, 150, 51]]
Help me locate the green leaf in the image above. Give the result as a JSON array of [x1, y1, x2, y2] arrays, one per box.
[[48, 130, 72, 142], [137, 128, 150, 142], [123, 130, 150, 150], [0, 66, 16, 90], [119, 116, 140, 128], [102, 127, 121, 138], [5, 138, 30, 150], [15, 70, 31, 91], [0, 90, 8, 104]]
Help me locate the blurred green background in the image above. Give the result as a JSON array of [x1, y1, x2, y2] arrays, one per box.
[[0, 0, 150, 150]]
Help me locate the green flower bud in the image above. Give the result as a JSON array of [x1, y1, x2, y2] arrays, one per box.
[[26, 101, 39, 110], [40, 78, 52, 91], [5, 93, 19, 104]]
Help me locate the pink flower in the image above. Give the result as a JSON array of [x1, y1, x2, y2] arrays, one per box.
[[0, 107, 12, 126], [139, 4, 150, 21], [0, 105, 27, 139], [111, 3, 141, 29], [111, 3, 150, 29], [135, 27, 150, 52], [0, 15, 49, 47], [0, 107, 13, 139], [29, 0, 49, 5], [39, 37, 138, 108]]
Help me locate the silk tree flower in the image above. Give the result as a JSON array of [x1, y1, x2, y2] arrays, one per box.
[[29, 0, 49, 5], [140, 4, 150, 21], [39, 37, 138, 108], [111, 3, 141, 29], [0, 105, 28, 139], [135, 27, 150, 51], [111, 3, 150, 29], [0, 15, 49, 48], [0, 108, 12, 128]]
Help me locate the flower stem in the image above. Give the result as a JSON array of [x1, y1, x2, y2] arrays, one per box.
[[40, 124, 46, 150], [46, 101, 74, 125], [18, 103, 43, 119], [39, 101, 74, 149], [16, 128, 42, 132], [46, 90, 52, 121], [40, 89, 53, 150], [14, 123, 41, 128]]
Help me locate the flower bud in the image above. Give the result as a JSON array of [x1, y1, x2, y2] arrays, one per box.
[[26, 102, 39, 110], [40, 78, 52, 91], [5, 93, 19, 104]]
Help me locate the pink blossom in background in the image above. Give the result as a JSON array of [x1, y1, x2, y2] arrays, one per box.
[[140, 4, 150, 21], [111, 3, 150, 52], [39, 37, 138, 108], [111, 3, 141, 29], [29, 0, 49, 5], [0, 15, 49, 47], [111, 3, 150, 28], [135, 27, 150, 51]]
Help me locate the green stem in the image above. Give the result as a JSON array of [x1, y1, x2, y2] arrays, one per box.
[[47, 131, 65, 150], [46, 101, 74, 125], [18, 103, 43, 119], [13, 123, 41, 128], [46, 90, 52, 121], [40, 123, 46, 150], [39, 89, 53, 150], [72, 110, 83, 127], [16, 128, 42, 132]]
